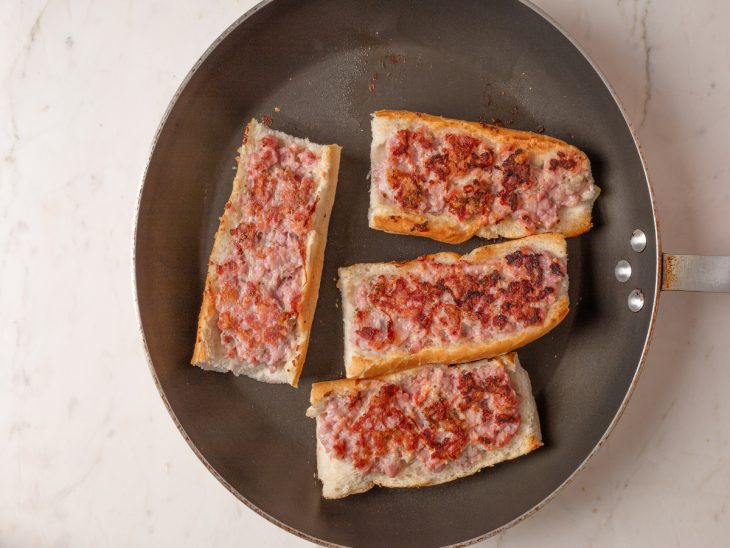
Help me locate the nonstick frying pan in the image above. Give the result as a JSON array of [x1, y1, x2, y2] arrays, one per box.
[[133, 1, 730, 546]]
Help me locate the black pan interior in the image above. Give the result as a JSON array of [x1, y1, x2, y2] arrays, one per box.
[[135, 1, 659, 546]]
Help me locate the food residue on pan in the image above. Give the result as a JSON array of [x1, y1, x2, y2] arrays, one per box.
[[662, 254, 678, 289], [383, 53, 403, 66], [368, 73, 377, 93], [368, 53, 405, 93], [382, 53, 403, 76]]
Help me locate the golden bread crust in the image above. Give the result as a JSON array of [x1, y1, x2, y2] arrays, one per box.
[[292, 144, 342, 386], [374, 109, 573, 152]]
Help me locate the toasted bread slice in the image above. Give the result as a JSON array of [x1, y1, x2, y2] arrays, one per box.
[[307, 353, 542, 499], [339, 233, 568, 379], [192, 120, 341, 386], [370, 110, 600, 244]]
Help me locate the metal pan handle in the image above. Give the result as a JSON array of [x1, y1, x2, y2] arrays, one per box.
[[662, 254, 730, 292]]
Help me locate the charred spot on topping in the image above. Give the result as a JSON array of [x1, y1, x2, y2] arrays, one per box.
[[523, 252, 542, 278], [457, 288, 484, 305], [381, 383, 397, 397], [417, 312, 433, 329], [496, 412, 518, 424], [445, 178, 495, 221], [467, 150, 494, 170], [410, 220, 429, 232], [425, 152, 450, 180], [538, 286, 555, 298], [499, 149, 530, 190], [505, 250, 524, 265], [492, 314, 507, 328], [434, 280, 451, 294], [548, 151, 578, 171], [497, 149, 532, 219], [527, 308, 542, 324], [550, 262, 563, 276]]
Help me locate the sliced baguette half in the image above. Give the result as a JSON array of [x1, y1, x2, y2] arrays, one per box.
[[370, 110, 600, 244], [339, 233, 568, 379], [307, 353, 542, 499], [191, 120, 341, 386]]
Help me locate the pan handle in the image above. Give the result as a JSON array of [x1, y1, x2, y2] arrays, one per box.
[[661, 254, 730, 292]]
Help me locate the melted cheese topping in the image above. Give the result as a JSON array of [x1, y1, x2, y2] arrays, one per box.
[[316, 364, 521, 477], [350, 248, 566, 355], [374, 126, 595, 232], [214, 134, 320, 370]]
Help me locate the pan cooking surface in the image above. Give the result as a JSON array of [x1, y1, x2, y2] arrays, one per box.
[[135, 0, 658, 545]]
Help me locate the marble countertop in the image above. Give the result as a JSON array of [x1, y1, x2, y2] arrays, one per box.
[[2, 0, 729, 546]]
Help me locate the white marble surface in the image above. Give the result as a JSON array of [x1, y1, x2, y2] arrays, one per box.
[[2, 0, 729, 546]]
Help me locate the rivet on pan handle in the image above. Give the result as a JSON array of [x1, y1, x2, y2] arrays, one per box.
[[661, 254, 730, 292]]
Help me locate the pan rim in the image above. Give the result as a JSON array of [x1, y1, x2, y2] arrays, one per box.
[[130, 1, 326, 546], [130, 1, 662, 546], [457, 1, 663, 545]]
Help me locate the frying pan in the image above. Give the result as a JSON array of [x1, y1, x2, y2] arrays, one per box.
[[133, 0, 730, 545]]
